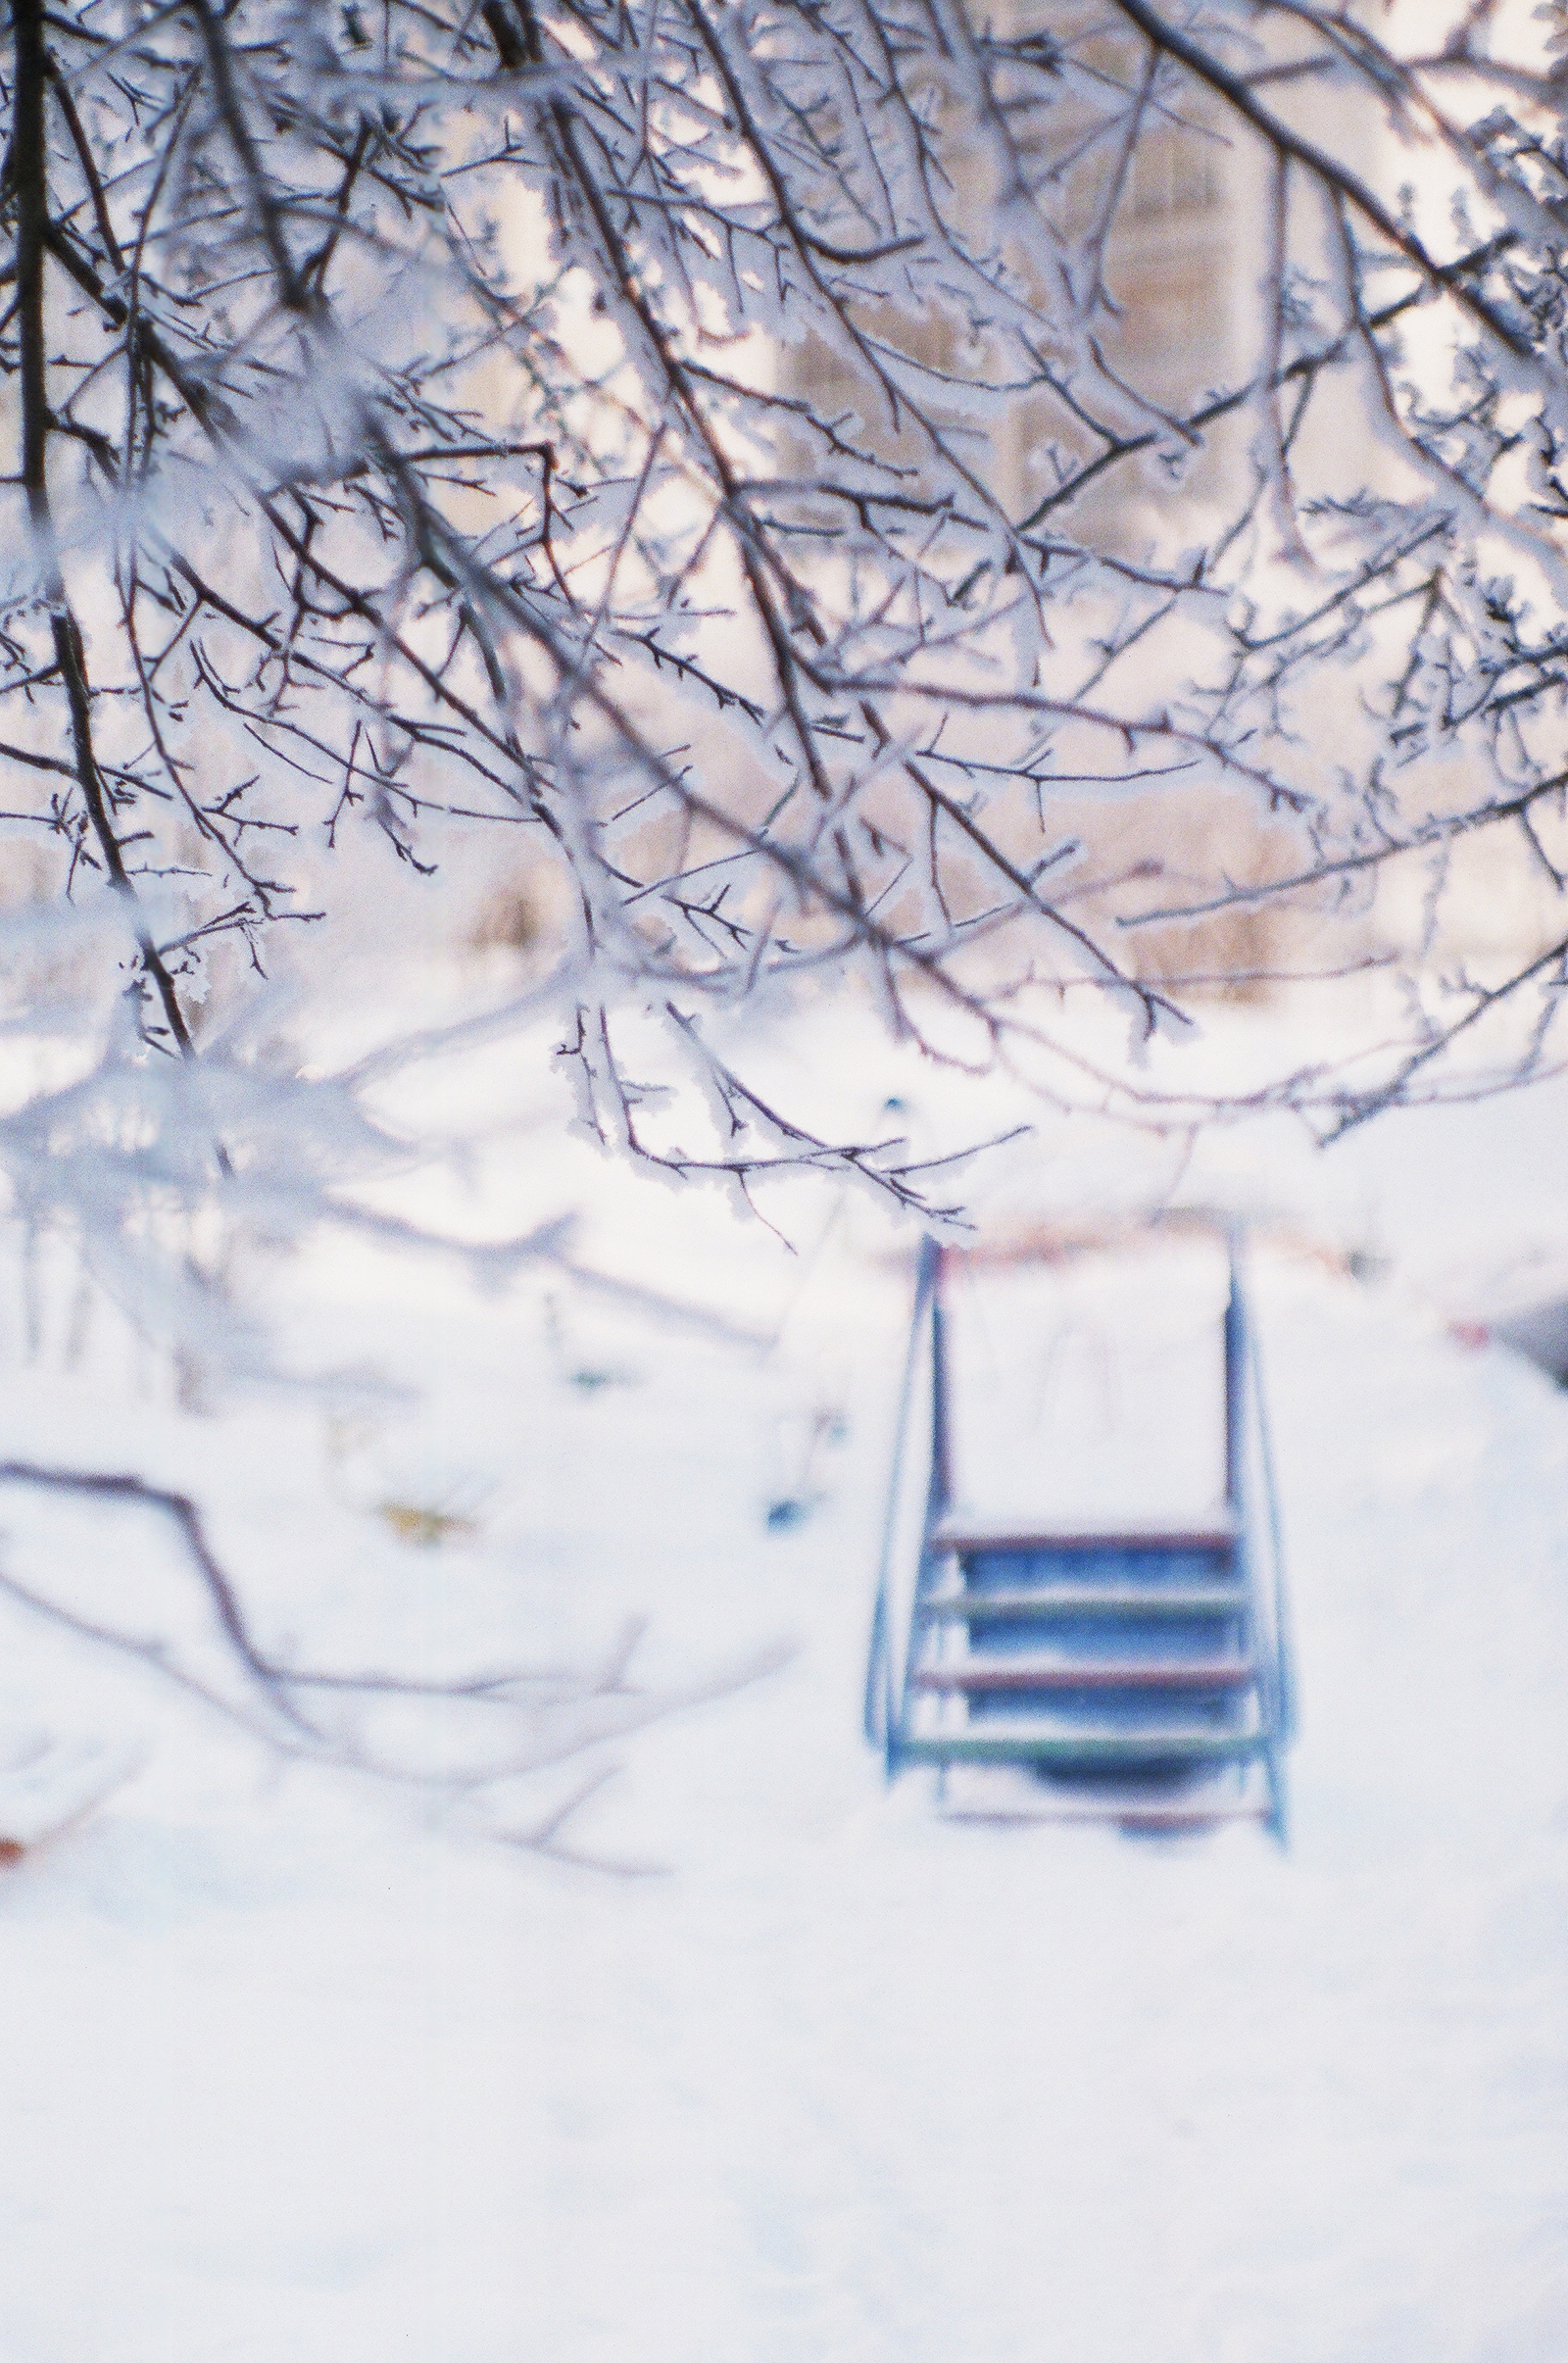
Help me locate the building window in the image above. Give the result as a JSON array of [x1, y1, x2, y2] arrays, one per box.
[[1125, 130, 1222, 223]]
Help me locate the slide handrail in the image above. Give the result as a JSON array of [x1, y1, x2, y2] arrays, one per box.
[[1227, 1242, 1295, 1836], [863, 1237, 941, 1764]]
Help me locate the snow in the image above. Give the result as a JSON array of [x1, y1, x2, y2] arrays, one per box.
[[941, 1243, 1231, 1527], [1, 1006, 1567, 2362]]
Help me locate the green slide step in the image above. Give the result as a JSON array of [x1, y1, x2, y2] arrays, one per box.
[[898, 1728, 1270, 1769], [918, 1586, 1247, 1621]]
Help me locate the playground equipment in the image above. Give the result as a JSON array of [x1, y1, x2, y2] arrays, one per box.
[[863, 1226, 1295, 1837]]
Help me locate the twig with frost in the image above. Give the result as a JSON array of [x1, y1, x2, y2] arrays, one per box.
[[0, 1461, 792, 1867]]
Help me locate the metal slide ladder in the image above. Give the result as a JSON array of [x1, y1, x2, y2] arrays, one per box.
[[864, 1230, 1296, 1838]]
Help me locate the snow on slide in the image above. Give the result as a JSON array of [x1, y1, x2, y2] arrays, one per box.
[[941, 1237, 1231, 1530]]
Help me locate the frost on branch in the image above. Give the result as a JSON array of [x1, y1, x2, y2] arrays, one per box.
[[3, 0, 1568, 1278]]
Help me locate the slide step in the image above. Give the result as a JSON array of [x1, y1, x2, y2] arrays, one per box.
[[943, 1797, 1271, 1830], [919, 1586, 1247, 1621], [932, 1521, 1237, 1555], [899, 1728, 1270, 1769], [934, 1759, 1274, 1827], [911, 1657, 1255, 1694]]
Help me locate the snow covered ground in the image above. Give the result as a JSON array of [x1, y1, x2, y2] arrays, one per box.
[[1, 1003, 1566, 2362]]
